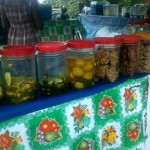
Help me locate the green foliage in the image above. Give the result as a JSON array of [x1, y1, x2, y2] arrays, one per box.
[[41, 0, 147, 18]]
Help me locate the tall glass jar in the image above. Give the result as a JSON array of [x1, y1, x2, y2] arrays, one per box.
[[1, 46, 37, 104], [0, 54, 4, 105], [35, 42, 68, 96], [94, 37, 121, 82], [67, 40, 95, 89], [135, 32, 150, 73], [116, 35, 141, 76]]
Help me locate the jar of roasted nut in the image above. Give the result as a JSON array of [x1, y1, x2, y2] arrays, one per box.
[[67, 40, 95, 89], [1, 46, 37, 104], [35, 42, 68, 96], [116, 35, 141, 76], [134, 32, 150, 73], [94, 37, 121, 82]]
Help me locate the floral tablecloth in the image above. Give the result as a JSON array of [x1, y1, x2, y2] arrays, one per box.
[[0, 75, 149, 150]]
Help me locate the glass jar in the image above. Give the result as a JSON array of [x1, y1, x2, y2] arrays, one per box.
[[94, 37, 121, 82], [134, 32, 150, 73], [116, 35, 141, 76], [67, 40, 95, 89], [35, 42, 68, 96], [0, 54, 4, 105], [1, 46, 37, 104]]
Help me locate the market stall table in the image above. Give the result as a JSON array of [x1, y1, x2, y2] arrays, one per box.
[[0, 74, 149, 149]]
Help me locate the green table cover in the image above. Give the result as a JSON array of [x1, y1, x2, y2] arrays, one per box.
[[0, 75, 149, 150], [39, 19, 85, 42]]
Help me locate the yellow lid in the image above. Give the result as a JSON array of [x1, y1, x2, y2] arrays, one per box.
[[134, 32, 150, 40]]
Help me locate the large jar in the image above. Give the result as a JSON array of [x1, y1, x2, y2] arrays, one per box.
[[67, 40, 95, 89], [35, 42, 68, 96], [1, 46, 37, 104], [116, 35, 141, 76], [0, 54, 3, 105], [94, 37, 121, 82], [135, 32, 150, 73]]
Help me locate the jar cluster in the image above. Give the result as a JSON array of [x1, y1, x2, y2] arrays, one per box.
[[0, 35, 146, 104]]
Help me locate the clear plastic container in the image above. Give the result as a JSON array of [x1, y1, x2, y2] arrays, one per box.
[[134, 32, 150, 73], [35, 42, 68, 96], [94, 37, 121, 82], [116, 35, 141, 76], [126, 21, 145, 34], [103, 4, 119, 16], [1, 46, 36, 104], [67, 40, 95, 89]]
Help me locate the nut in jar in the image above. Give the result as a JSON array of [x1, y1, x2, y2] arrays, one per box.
[[94, 37, 121, 82]]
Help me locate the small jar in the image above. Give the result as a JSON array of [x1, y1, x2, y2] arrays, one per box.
[[1, 46, 37, 104], [135, 32, 150, 73], [94, 37, 121, 82], [116, 35, 141, 76], [67, 40, 95, 89], [35, 42, 68, 96]]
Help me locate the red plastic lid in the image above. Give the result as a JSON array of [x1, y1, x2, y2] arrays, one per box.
[[94, 37, 122, 45], [35, 42, 67, 52], [128, 20, 145, 25], [1, 45, 35, 56], [115, 35, 141, 43], [67, 40, 95, 49], [144, 19, 150, 24]]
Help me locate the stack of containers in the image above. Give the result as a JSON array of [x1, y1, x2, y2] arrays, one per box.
[[35, 42, 68, 96], [1, 46, 37, 104], [116, 35, 141, 76], [67, 40, 95, 89], [134, 32, 150, 73], [94, 37, 121, 82]]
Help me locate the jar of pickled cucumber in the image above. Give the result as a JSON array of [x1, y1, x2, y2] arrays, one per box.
[[35, 42, 68, 96], [94, 37, 121, 82], [67, 40, 95, 89], [134, 32, 150, 73], [1, 46, 37, 104], [116, 35, 141, 76]]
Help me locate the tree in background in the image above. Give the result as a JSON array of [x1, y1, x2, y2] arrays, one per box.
[[41, 0, 147, 18]]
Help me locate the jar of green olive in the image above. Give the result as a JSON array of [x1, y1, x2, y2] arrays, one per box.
[[94, 37, 121, 82], [1, 46, 37, 104], [67, 40, 95, 89], [35, 42, 68, 96]]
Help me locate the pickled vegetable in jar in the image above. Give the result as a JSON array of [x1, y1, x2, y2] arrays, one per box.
[[0, 57, 3, 105], [67, 40, 95, 89], [116, 35, 141, 76], [1, 46, 37, 104], [35, 42, 68, 96], [134, 32, 150, 73], [94, 37, 121, 82]]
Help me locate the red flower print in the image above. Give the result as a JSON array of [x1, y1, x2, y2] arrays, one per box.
[[0, 133, 12, 149], [73, 106, 82, 119]]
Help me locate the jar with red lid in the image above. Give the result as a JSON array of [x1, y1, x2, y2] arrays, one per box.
[[67, 40, 95, 89], [35, 42, 68, 96], [116, 35, 141, 76], [94, 37, 121, 82], [134, 32, 150, 73], [1, 45, 37, 104]]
